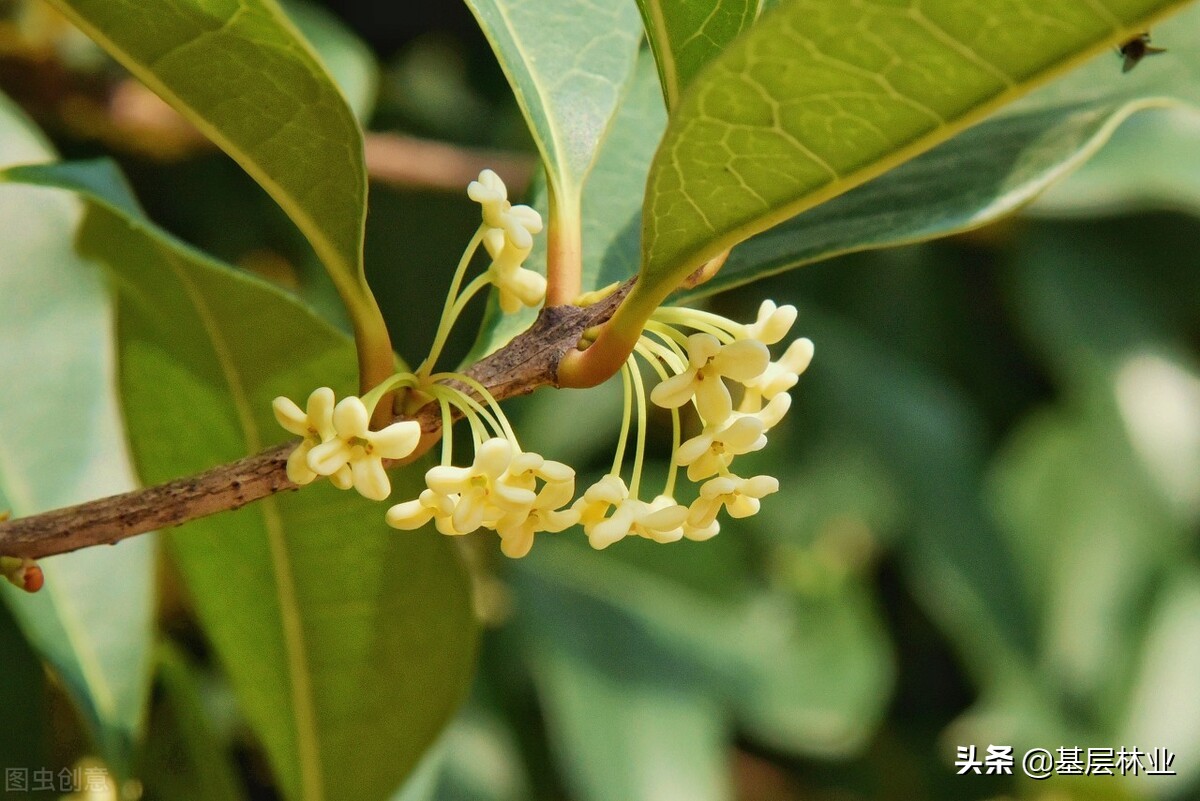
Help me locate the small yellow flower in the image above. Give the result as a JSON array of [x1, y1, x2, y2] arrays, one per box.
[[572, 475, 628, 547], [425, 438, 537, 533], [466, 169, 510, 229], [467, 168, 543, 250], [494, 491, 580, 558], [675, 415, 767, 481], [482, 228, 547, 313], [650, 333, 770, 424], [386, 489, 463, 536], [687, 474, 779, 529], [742, 338, 814, 411], [745, 300, 798, 345], [491, 451, 579, 557], [272, 387, 351, 489], [578, 490, 689, 550], [306, 396, 422, 501]]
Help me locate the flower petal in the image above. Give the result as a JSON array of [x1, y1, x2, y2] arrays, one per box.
[[714, 339, 770, 381], [286, 444, 317, 485], [650, 370, 697, 409], [307, 440, 352, 476], [370, 420, 421, 459], [332, 396, 370, 439], [352, 457, 391, 501], [386, 499, 434, 530], [272, 396, 308, 436]]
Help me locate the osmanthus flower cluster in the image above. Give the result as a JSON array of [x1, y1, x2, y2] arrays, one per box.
[[272, 170, 813, 558]]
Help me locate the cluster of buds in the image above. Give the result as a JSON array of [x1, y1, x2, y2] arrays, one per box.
[[467, 169, 546, 314], [271, 171, 813, 559]]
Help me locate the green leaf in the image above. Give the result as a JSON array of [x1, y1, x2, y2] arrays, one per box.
[[691, 2, 1200, 298], [139, 644, 249, 801], [0, 96, 154, 777], [284, 0, 378, 122], [45, 0, 388, 367], [515, 547, 732, 801], [462, 0, 642, 255], [640, 0, 1196, 299], [1, 159, 479, 801], [0, 600, 49, 774], [1032, 105, 1200, 217], [988, 406, 1178, 731], [517, 535, 890, 768], [1121, 569, 1200, 790], [466, 52, 666, 361], [636, 0, 757, 108], [796, 309, 1039, 684]]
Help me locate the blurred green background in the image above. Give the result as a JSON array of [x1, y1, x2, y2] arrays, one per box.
[[1, 1, 1198, 800]]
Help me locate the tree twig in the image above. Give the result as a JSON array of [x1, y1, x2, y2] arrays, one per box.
[[0, 283, 632, 561]]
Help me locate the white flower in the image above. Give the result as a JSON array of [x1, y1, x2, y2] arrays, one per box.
[[491, 451, 578, 558], [501, 204, 543, 251], [683, 518, 720, 542], [483, 228, 547, 313], [272, 387, 351, 489], [753, 391, 792, 431], [386, 489, 462, 536], [650, 333, 770, 424], [424, 438, 537, 533], [675, 414, 767, 481], [467, 169, 509, 230], [306, 396, 422, 501], [571, 475, 629, 548], [742, 338, 814, 411], [574, 484, 689, 550], [467, 168, 543, 249], [745, 300, 797, 345], [687, 474, 779, 529], [494, 488, 580, 558]]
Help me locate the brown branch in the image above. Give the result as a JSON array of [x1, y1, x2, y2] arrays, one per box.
[[0, 284, 632, 561]]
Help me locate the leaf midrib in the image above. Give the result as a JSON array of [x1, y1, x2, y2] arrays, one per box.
[[44, 0, 364, 300], [166, 252, 325, 801], [646, 0, 1195, 279], [482, 0, 578, 197]]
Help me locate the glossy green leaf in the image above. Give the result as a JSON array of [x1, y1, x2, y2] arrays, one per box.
[[466, 52, 666, 361], [0, 159, 479, 801], [462, 0, 642, 232], [639, 0, 1196, 299], [1032, 105, 1200, 217], [284, 0, 379, 122], [0, 96, 154, 777], [636, 0, 757, 108], [691, 1, 1200, 298], [391, 701, 533, 801], [139, 644, 249, 801], [45, 0, 385, 356]]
